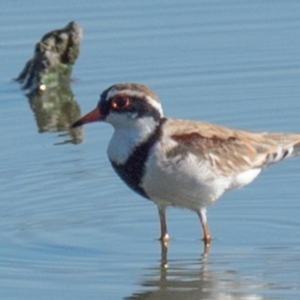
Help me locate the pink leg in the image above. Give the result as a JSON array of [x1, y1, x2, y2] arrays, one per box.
[[197, 208, 211, 244], [158, 206, 169, 242]]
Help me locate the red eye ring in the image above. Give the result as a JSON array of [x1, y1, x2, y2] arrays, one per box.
[[111, 95, 130, 110]]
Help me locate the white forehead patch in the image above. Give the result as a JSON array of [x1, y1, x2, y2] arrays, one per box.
[[105, 88, 164, 117]]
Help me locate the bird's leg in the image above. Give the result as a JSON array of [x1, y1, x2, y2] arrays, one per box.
[[158, 206, 169, 243], [197, 208, 212, 245]]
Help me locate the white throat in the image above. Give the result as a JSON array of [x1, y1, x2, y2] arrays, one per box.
[[107, 114, 159, 165]]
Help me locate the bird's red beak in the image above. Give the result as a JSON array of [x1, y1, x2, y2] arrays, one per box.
[[72, 107, 101, 128]]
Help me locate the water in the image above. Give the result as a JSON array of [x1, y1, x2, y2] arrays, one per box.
[[1, 1, 300, 299]]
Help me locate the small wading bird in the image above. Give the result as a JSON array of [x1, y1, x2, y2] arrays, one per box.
[[72, 83, 300, 248]]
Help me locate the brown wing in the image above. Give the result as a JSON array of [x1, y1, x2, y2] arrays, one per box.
[[163, 118, 300, 176]]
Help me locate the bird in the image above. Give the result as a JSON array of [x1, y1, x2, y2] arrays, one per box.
[[72, 83, 300, 245]]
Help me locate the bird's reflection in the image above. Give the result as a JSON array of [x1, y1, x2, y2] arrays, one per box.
[[125, 241, 264, 300], [26, 80, 83, 145]]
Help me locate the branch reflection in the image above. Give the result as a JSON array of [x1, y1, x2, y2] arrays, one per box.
[[27, 81, 83, 145]]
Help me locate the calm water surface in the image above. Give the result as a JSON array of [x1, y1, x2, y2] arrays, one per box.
[[1, 1, 300, 299]]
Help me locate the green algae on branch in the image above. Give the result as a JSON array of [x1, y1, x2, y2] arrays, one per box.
[[15, 21, 84, 145], [15, 21, 82, 94]]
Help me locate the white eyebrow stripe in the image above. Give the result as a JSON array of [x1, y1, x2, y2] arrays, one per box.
[[145, 95, 164, 116], [105, 89, 164, 116]]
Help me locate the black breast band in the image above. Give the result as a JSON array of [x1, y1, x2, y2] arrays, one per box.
[[111, 118, 166, 198]]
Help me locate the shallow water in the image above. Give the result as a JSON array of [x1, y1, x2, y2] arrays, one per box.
[[1, 1, 300, 299]]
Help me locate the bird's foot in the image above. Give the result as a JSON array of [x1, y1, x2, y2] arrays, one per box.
[[159, 233, 170, 247], [201, 236, 211, 254]]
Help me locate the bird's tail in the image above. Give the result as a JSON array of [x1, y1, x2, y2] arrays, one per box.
[[264, 133, 300, 165]]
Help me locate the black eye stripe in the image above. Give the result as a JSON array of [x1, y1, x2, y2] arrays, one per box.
[[121, 97, 161, 121], [98, 94, 161, 122]]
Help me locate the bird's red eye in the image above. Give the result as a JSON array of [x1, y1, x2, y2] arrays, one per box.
[[111, 95, 130, 110]]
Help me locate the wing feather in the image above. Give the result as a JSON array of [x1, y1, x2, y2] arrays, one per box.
[[163, 118, 300, 176]]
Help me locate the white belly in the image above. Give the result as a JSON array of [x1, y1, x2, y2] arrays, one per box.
[[140, 143, 261, 211], [141, 147, 230, 210]]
